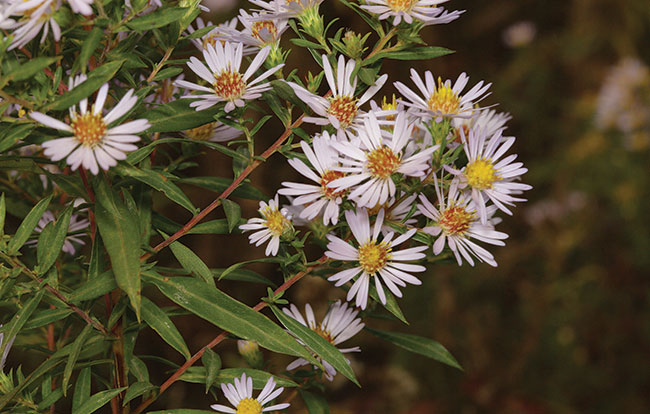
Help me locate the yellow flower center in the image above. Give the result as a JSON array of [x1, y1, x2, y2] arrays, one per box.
[[21, 0, 53, 21], [236, 397, 262, 414], [387, 0, 415, 12], [313, 324, 335, 343], [427, 78, 460, 115], [328, 95, 359, 128], [382, 94, 398, 121], [213, 69, 246, 101], [366, 146, 401, 179], [251, 20, 278, 42], [261, 206, 289, 237], [320, 170, 347, 200], [72, 112, 107, 147], [184, 122, 215, 141], [358, 241, 391, 274], [465, 158, 500, 190], [439, 205, 475, 236]]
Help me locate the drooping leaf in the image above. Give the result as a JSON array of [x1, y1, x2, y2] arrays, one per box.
[[369, 284, 408, 325], [141, 296, 191, 359]]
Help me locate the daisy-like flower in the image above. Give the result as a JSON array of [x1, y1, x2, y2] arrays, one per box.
[[30, 76, 150, 175], [0, 2, 17, 30], [328, 111, 437, 209], [28, 210, 89, 254], [0, 324, 15, 372], [394, 70, 491, 122], [210, 373, 289, 414], [286, 54, 387, 140], [447, 127, 531, 223], [67, 0, 93, 15], [223, 9, 288, 49], [175, 41, 283, 112], [186, 17, 256, 54], [450, 108, 512, 146], [418, 177, 508, 267], [373, 192, 420, 235], [326, 208, 427, 309], [239, 195, 293, 256], [8, 0, 61, 51], [361, 0, 463, 26], [249, 0, 324, 18], [182, 121, 243, 142], [278, 132, 346, 225], [283, 301, 364, 380]]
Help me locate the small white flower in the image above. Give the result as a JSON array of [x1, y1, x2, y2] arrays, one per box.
[[30, 75, 150, 175], [175, 41, 283, 113], [286, 54, 388, 140], [239, 195, 292, 256], [210, 372, 290, 413], [418, 177, 508, 267], [67, 0, 93, 15], [29, 210, 89, 254], [0, 2, 18, 30], [394, 70, 491, 122], [223, 9, 289, 48], [186, 17, 256, 54], [8, 0, 61, 51], [278, 131, 346, 225], [447, 127, 531, 223], [361, 0, 463, 26], [328, 111, 437, 209], [326, 208, 427, 309], [283, 301, 364, 380], [249, 0, 324, 18], [0, 324, 16, 372]]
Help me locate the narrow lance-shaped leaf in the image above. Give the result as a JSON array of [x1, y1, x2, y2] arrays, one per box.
[[93, 179, 142, 320], [72, 368, 92, 412], [178, 367, 298, 389], [7, 194, 52, 254], [201, 348, 221, 393], [221, 199, 241, 233], [141, 296, 191, 359], [62, 325, 94, 396], [365, 327, 462, 370], [300, 390, 330, 414], [71, 387, 127, 414], [270, 306, 360, 386], [0, 289, 45, 358], [122, 381, 158, 406], [166, 235, 214, 286], [37, 206, 73, 275]]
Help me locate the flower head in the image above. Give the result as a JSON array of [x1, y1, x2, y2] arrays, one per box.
[[210, 372, 289, 414], [30, 76, 150, 175], [175, 41, 283, 112], [361, 0, 463, 26], [223, 9, 289, 48], [283, 301, 364, 380], [8, 0, 61, 50], [239, 195, 293, 256], [325, 208, 427, 309]]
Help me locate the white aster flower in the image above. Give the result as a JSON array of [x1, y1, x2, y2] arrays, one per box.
[[210, 372, 289, 414], [182, 121, 243, 142], [223, 9, 288, 49], [239, 195, 293, 256], [447, 127, 531, 224], [394, 70, 491, 122], [175, 41, 283, 112], [186, 17, 256, 54], [249, 0, 324, 18], [283, 300, 364, 380], [326, 208, 427, 309], [361, 0, 463, 26], [30, 76, 150, 175], [0, 2, 18, 30], [28, 210, 89, 254], [8, 0, 61, 51], [418, 177, 508, 267], [67, 0, 93, 15], [450, 108, 512, 146], [286, 54, 387, 140], [278, 131, 346, 225], [0, 324, 15, 372], [328, 111, 437, 209]]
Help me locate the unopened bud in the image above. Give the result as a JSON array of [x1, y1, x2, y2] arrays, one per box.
[[342, 31, 366, 60], [237, 340, 264, 369]]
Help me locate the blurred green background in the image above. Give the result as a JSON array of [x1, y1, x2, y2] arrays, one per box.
[[145, 0, 650, 412]]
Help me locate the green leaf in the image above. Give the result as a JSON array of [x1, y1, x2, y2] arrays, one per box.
[[44, 60, 125, 111], [0, 193, 5, 236], [141, 296, 191, 359], [122, 381, 157, 406], [218, 257, 283, 281], [167, 236, 214, 286], [300, 390, 330, 414], [0, 289, 45, 358], [179, 367, 297, 389], [0, 124, 34, 153], [201, 348, 221, 393], [70, 270, 117, 304], [72, 368, 91, 412], [115, 164, 197, 214], [75, 27, 104, 74], [212, 268, 274, 286], [221, 199, 241, 233], [386, 46, 454, 61], [4, 56, 61, 83], [153, 66, 183, 81], [369, 284, 408, 325], [93, 179, 142, 320], [271, 306, 359, 386], [179, 177, 266, 200], [152, 214, 231, 236], [145, 99, 221, 132], [71, 387, 127, 414], [37, 206, 72, 275], [62, 325, 94, 396], [125, 7, 189, 31], [7, 194, 52, 254], [23, 307, 73, 330], [365, 327, 462, 370], [37, 388, 64, 410], [143, 272, 320, 364]]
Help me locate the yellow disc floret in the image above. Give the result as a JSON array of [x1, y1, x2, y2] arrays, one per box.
[[251, 20, 278, 42], [427, 77, 461, 115], [439, 205, 475, 236], [261, 206, 290, 237], [465, 158, 500, 190], [328, 95, 359, 128], [313, 324, 335, 343], [72, 112, 107, 147], [358, 241, 391, 274], [320, 170, 347, 199], [236, 397, 262, 414], [213, 69, 246, 101], [366, 146, 401, 179], [387, 0, 415, 12]]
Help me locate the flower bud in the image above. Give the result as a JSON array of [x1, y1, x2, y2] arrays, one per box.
[[237, 340, 264, 369], [298, 6, 324, 42], [342, 31, 366, 60]]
